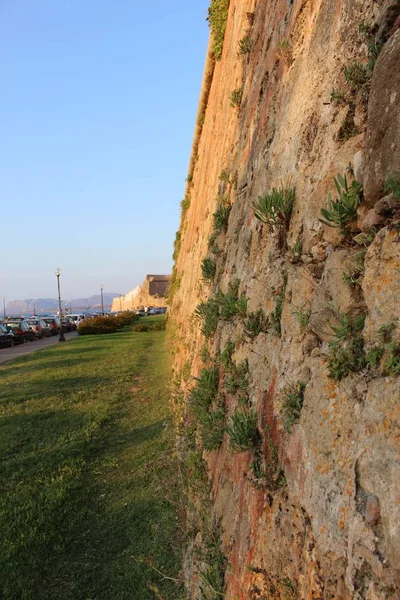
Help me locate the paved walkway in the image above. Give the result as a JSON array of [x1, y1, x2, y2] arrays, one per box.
[[0, 331, 78, 365]]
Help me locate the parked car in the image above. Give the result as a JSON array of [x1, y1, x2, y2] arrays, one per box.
[[0, 324, 14, 347], [68, 314, 86, 327], [41, 317, 60, 336], [64, 316, 77, 331], [26, 318, 52, 339], [2, 320, 35, 343]]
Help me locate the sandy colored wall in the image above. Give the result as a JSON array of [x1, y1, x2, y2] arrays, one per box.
[[170, 1, 400, 598]]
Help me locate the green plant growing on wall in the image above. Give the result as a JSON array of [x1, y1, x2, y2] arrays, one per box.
[[330, 88, 346, 105], [337, 107, 360, 142], [244, 309, 269, 339], [201, 257, 217, 282], [195, 298, 220, 338], [219, 340, 235, 370], [282, 382, 306, 433], [319, 173, 362, 234], [385, 344, 400, 376], [219, 168, 231, 183], [343, 62, 369, 88], [384, 175, 400, 198], [201, 408, 226, 451], [342, 249, 366, 287], [277, 39, 292, 64], [270, 272, 288, 336], [198, 520, 227, 599], [377, 322, 396, 342], [224, 360, 249, 399], [252, 183, 295, 238], [249, 425, 284, 490], [167, 269, 182, 302], [172, 230, 182, 262], [208, 232, 221, 256], [226, 407, 257, 452], [327, 312, 366, 380], [180, 195, 191, 214], [182, 361, 192, 383], [217, 279, 247, 320], [190, 366, 220, 416], [213, 200, 231, 235], [237, 33, 252, 57], [230, 86, 243, 108], [291, 303, 312, 331], [207, 0, 231, 61], [200, 343, 212, 365], [365, 346, 384, 369]]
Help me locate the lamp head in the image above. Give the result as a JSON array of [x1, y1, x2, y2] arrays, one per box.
[[55, 268, 61, 276]]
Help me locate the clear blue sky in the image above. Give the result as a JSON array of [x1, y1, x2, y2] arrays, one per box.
[[0, 0, 209, 301]]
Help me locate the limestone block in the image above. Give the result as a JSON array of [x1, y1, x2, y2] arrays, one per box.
[[363, 29, 400, 205], [309, 249, 363, 342], [358, 377, 400, 578], [363, 228, 400, 344]]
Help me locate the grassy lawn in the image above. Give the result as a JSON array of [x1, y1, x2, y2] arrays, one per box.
[[0, 317, 185, 600]]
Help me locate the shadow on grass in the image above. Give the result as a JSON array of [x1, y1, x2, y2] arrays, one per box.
[[0, 375, 109, 406], [0, 405, 181, 600]]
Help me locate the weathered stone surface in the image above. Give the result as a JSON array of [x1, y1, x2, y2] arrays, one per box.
[[365, 495, 381, 524], [360, 208, 386, 232], [309, 249, 364, 342], [354, 149, 366, 185], [363, 29, 400, 205], [169, 1, 400, 598], [363, 228, 400, 345], [376, 0, 400, 40], [375, 192, 400, 217]]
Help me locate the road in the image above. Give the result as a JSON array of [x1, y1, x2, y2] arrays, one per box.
[[0, 331, 78, 365]]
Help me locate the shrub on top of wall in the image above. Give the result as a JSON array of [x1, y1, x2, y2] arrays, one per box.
[[207, 0, 230, 60]]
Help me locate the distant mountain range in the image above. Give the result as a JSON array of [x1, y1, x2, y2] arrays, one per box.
[[4, 293, 118, 315]]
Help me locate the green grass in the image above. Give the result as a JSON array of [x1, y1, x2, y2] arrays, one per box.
[[0, 318, 185, 600]]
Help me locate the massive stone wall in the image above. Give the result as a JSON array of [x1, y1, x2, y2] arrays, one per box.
[[111, 275, 170, 311], [170, 1, 400, 598]]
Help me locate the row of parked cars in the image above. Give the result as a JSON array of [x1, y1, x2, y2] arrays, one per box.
[[0, 315, 82, 348]]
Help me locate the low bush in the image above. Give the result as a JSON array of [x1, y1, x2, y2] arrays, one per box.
[[78, 317, 119, 335], [115, 312, 140, 327], [78, 313, 139, 335], [132, 320, 166, 332]]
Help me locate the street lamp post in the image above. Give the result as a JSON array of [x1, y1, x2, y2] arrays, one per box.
[[3, 297, 6, 319], [33, 300, 36, 316], [100, 285, 104, 315], [54, 269, 66, 342]]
